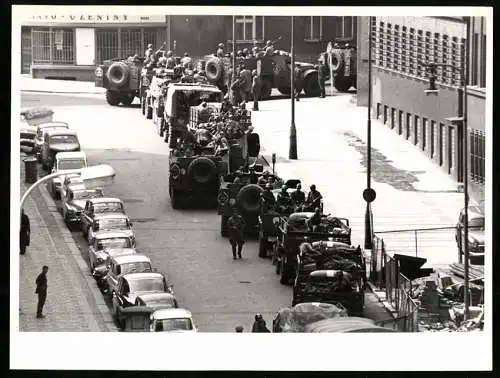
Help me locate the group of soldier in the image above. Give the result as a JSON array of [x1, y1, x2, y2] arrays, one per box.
[[215, 39, 279, 59]]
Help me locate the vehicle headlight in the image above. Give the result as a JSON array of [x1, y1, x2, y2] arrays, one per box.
[[229, 198, 236, 206], [170, 164, 181, 180]]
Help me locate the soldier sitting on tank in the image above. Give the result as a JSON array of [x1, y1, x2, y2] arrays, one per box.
[[290, 183, 306, 211], [276, 185, 294, 215], [216, 43, 225, 58], [261, 183, 277, 213], [306, 208, 323, 232]]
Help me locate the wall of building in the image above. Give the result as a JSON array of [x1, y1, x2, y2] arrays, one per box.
[[356, 16, 370, 107]]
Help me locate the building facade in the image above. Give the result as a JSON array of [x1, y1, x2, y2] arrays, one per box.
[[356, 16, 486, 204], [20, 12, 356, 80]]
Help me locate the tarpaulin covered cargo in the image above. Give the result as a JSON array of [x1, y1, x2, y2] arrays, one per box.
[[273, 302, 348, 332]]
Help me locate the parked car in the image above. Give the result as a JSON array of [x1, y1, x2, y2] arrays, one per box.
[[455, 206, 485, 264], [112, 272, 172, 328], [20, 109, 55, 149], [33, 122, 69, 159], [149, 308, 198, 332], [61, 186, 104, 224], [40, 129, 81, 171], [87, 213, 135, 245], [88, 231, 135, 274], [80, 197, 125, 237], [135, 292, 179, 310], [59, 173, 86, 200], [106, 253, 152, 295], [48, 151, 88, 200]]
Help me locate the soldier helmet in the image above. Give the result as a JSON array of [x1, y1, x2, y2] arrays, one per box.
[[310, 184, 316, 191], [218, 43, 224, 48], [315, 207, 321, 213], [296, 183, 301, 189], [252, 46, 259, 52], [263, 171, 270, 176], [237, 50, 242, 56], [281, 185, 287, 191], [266, 40, 271, 45], [255, 313, 263, 321], [184, 52, 189, 56], [243, 48, 249, 54], [265, 183, 272, 189], [147, 44, 153, 48], [166, 50, 173, 57], [252, 69, 257, 76]]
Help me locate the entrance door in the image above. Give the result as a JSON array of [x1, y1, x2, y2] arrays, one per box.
[[21, 27, 32, 74], [76, 28, 95, 65]]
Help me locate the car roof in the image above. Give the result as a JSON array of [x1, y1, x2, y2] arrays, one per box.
[[89, 197, 122, 204], [94, 213, 128, 220], [152, 308, 192, 320], [137, 293, 176, 303], [106, 248, 136, 257], [67, 183, 86, 192], [45, 129, 78, 136], [38, 122, 69, 129], [56, 151, 87, 159], [112, 253, 150, 265], [94, 230, 132, 239], [122, 272, 164, 281]]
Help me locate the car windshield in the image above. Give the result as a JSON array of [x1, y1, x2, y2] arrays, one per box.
[[469, 217, 484, 228], [58, 159, 85, 170], [94, 202, 123, 213], [155, 318, 193, 331], [119, 262, 151, 275], [182, 90, 221, 107], [73, 190, 102, 200], [96, 237, 131, 250], [49, 135, 78, 144], [146, 298, 176, 308], [97, 218, 129, 230], [129, 278, 166, 293]]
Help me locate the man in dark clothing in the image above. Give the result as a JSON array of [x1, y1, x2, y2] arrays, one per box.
[[318, 54, 328, 98], [307, 207, 322, 232], [20, 209, 30, 255], [290, 183, 306, 210], [227, 209, 246, 259], [293, 66, 303, 101], [276, 185, 292, 214], [239, 67, 253, 103], [35, 265, 48, 318], [230, 77, 243, 107], [305, 184, 323, 211], [261, 183, 276, 213], [251, 70, 261, 111], [252, 314, 270, 332]]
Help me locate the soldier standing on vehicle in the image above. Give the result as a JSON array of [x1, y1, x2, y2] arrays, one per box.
[[261, 183, 277, 213], [276, 185, 292, 214], [305, 184, 323, 211], [180, 52, 192, 67], [251, 70, 261, 111], [216, 43, 225, 57], [318, 54, 328, 98], [165, 51, 176, 69], [144, 44, 153, 62], [230, 76, 243, 107], [35, 265, 48, 318], [20, 209, 30, 255], [307, 207, 322, 232], [290, 183, 306, 211], [227, 209, 246, 259]]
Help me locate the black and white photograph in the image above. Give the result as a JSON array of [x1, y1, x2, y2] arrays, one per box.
[[11, 5, 492, 371]]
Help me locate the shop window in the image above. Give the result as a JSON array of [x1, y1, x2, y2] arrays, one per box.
[[235, 16, 264, 42], [470, 130, 485, 183], [430, 121, 436, 158], [413, 115, 419, 145], [422, 118, 427, 151], [406, 113, 412, 140], [439, 123, 445, 166], [383, 105, 388, 125], [304, 16, 322, 41], [32, 28, 74, 65], [376, 103, 381, 120], [448, 126, 455, 171], [391, 108, 396, 129]]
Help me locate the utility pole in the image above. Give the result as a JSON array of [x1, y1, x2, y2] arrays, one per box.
[[232, 16, 236, 92], [289, 15, 298, 160]]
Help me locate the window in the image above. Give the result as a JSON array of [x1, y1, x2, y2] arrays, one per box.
[[235, 16, 264, 42], [334, 16, 355, 39], [422, 118, 427, 151], [430, 121, 436, 158], [32, 28, 74, 64], [448, 126, 455, 170], [376, 103, 381, 120], [305, 16, 322, 41], [413, 115, 419, 145], [383, 105, 388, 125], [439, 123, 445, 166], [406, 113, 412, 140], [398, 110, 404, 135], [470, 30, 486, 88], [391, 108, 396, 129], [470, 130, 485, 183]]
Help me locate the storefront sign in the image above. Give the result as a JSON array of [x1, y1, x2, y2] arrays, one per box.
[[26, 14, 166, 24]]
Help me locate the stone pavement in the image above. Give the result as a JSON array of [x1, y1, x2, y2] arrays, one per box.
[[19, 154, 117, 331]]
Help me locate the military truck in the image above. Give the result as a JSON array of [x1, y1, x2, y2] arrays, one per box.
[[321, 38, 357, 93], [146, 67, 182, 124], [217, 167, 284, 237], [292, 241, 366, 315], [199, 50, 320, 100], [271, 212, 352, 285], [95, 58, 143, 106]]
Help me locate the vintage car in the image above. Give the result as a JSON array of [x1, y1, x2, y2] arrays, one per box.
[[48, 151, 88, 200], [456, 206, 485, 265], [111, 272, 172, 328], [88, 231, 135, 277], [148, 308, 198, 332], [20, 108, 55, 149], [135, 292, 179, 310], [80, 197, 125, 237], [40, 129, 81, 171], [33, 122, 69, 158], [87, 213, 135, 245], [106, 253, 152, 295], [59, 173, 86, 200], [61, 186, 104, 224]]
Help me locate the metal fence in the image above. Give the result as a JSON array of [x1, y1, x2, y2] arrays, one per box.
[[371, 234, 420, 332], [32, 29, 74, 65]]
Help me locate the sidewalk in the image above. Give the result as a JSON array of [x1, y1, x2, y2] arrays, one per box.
[[19, 154, 116, 331], [251, 94, 466, 270], [19, 75, 105, 94]]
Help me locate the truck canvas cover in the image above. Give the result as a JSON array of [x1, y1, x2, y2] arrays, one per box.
[[274, 302, 348, 332]]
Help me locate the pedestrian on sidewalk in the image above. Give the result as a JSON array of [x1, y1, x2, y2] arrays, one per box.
[[252, 313, 270, 332], [20, 209, 30, 255], [251, 70, 261, 111], [227, 209, 246, 260], [35, 265, 48, 319]]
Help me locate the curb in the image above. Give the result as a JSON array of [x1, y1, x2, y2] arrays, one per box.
[[21, 89, 105, 95], [37, 181, 118, 332]]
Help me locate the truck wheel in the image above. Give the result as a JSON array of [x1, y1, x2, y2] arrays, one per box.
[[334, 76, 352, 92], [220, 216, 229, 237], [260, 79, 272, 100], [105, 90, 121, 106], [120, 94, 134, 106], [258, 237, 267, 258], [303, 73, 321, 97]]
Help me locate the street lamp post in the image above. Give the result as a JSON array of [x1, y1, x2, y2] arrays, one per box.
[[289, 15, 298, 160], [421, 16, 471, 319]]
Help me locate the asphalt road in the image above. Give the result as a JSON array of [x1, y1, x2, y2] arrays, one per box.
[[21, 91, 394, 332]]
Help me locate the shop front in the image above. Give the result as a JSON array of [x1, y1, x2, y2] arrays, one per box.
[[21, 13, 169, 81]]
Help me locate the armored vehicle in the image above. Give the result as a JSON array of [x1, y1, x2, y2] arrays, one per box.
[[322, 38, 357, 93]]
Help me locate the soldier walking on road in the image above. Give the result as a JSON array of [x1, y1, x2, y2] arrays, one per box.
[[35, 265, 48, 318], [252, 313, 271, 332], [20, 209, 30, 255], [251, 70, 261, 111], [318, 54, 328, 98], [227, 209, 246, 260]]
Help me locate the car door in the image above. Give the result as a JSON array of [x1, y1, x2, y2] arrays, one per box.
[[107, 261, 120, 294], [81, 201, 91, 232], [112, 277, 124, 312], [88, 238, 98, 268]]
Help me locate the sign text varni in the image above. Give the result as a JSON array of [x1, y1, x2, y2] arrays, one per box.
[[30, 15, 130, 22]]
